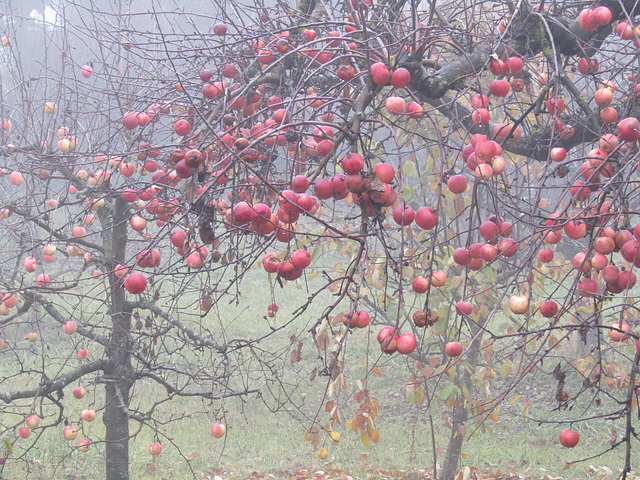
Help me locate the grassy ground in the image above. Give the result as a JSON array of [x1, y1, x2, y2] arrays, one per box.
[[0, 261, 634, 479]]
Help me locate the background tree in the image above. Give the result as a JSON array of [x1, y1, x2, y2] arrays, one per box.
[[0, 1, 640, 480]]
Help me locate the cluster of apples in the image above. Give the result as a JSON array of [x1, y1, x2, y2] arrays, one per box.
[[0, 292, 18, 316], [539, 222, 640, 298], [449, 215, 517, 271], [261, 248, 311, 281], [376, 327, 416, 355], [341, 310, 371, 329], [364, 62, 424, 118], [461, 132, 508, 179], [578, 6, 612, 31], [223, 178, 320, 240]]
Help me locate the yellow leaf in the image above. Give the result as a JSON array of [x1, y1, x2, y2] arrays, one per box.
[[490, 406, 500, 423], [346, 417, 357, 433], [360, 432, 370, 447], [509, 395, 524, 405], [372, 367, 382, 377], [406, 385, 425, 405], [500, 362, 512, 378]]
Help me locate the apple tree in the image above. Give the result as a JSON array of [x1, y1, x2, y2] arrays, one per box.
[[1, 0, 640, 479]]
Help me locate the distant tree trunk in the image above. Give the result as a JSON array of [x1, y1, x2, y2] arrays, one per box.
[[101, 197, 134, 480], [439, 323, 483, 480]]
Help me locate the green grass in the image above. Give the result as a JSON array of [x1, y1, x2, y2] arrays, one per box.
[[0, 255, 634, 479]]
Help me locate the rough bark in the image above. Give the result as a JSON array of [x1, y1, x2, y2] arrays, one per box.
[[440, 324, 483, 480], [102, 196, 134, 480]]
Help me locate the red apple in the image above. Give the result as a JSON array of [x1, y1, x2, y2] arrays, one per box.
[[370, 62, 391, 86], [447, 175, 467, 194], [559, 429, 579, 448], [489, 79, 510, 97], [124, 272, 147, 294], [445, 341, 463, 357], [539, 300, 558, 318], [538, 248, 554, 263], [456, 301, 473, 316], [391, 68, 411, 88], [211, 423, 226, 438], [73, 386, 86, 399], [25, 415, 40, 429], [149, 443, 162, 455], [396, 333, 417, 354], [77, 438, 91, 452], [412, 276, 429, 293], [81, 409, 96, 422], [62, 321, 77, 335], [608, 321, 631, 342], [63, 426, 79, 441], [393, 204, 415, 226]]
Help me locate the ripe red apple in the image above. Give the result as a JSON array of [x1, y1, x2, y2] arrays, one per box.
[[559, 429, 579, 448], [617, 117, 640, 142], [608, 321, 631, 342], [592, 6, 612, 25], [578, 9, 598, 31], [412, 276, 429, 293], [591, 253, 608, 270], [406, 101, 424, 119], [341, 152, 364, 174], [18, 426, 31, 439], [213, 23, 227, 36], [453, 248, 471, 266], [393, 204, 415, 226], [63, 426, 79, 441], [456, 301, 473, 316], [396, 333, 417, 354], [174, 119, 191, 136], [539, 300, 558, 318], [370, 62, 391, 86], [385, 96, 406, 114], [550, 147, 566, 162], [391, 68, 411, 88], [26, 332, 37, 342], [77, 438, 91, 452], [149, 443, 162, 455], [23, 257, 37, 272], [578, 57, 598, 75], [377, 326, 398, 353], [81, 409, 96, 422], [447, 175, 467, 194], [62, 321, 77, 335], [445, 341, 463, 357], [472, 108, 490, 125], [415, 207, 437, 230], [211, 423, 226, 438], [291, 249, 311, 269], [73, 386, 86, 399], [78, 348, 89, 359], [291, 175, 309, 193], [489, 79, 510, 97], [25, 415, 40, 429], [430, 270, 446, 287], [124, 272, 147, 294]]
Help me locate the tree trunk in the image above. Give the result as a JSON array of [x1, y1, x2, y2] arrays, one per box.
[[439, 323, 483, 480], [440, 400, 468, 480], [101, 197, 134, 480]]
